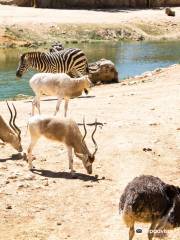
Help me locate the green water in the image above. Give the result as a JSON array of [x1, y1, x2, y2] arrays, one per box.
[[0, 41, 180, 100]]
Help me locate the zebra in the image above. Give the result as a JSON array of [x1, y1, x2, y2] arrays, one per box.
[[16, 48, 89, 79]]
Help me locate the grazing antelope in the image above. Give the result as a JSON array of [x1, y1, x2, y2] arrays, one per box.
[[27, 116, 98, 174], [29, 73, 92, 116], [0, 102, 22, 152]]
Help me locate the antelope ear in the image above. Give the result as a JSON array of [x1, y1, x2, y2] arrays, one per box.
[[75, 152, 84, 159]]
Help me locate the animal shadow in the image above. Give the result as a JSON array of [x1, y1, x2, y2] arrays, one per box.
[[0, 153, 23, 162], [31, 168, 101, 182]]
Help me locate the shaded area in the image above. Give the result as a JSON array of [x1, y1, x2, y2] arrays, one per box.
[[31, 168, 103, 182], [2, 0, 179, 9], [0, 152, 23, 162]]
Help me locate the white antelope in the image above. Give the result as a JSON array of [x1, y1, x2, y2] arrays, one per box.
[[29, 73, 92, 116], [27, 115, 98, 174], [0, 102, 22, 152]]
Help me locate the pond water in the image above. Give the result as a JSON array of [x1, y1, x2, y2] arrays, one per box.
[[0, 41, 180, 100]]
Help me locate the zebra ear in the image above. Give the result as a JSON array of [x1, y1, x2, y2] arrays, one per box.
[[20, 53, 27, 61]]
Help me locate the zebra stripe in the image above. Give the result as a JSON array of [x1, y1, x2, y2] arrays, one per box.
[[16, 48, 89, 78]]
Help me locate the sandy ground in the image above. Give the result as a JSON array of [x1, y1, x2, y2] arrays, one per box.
[[1, 5, 180, 46], [0, 64, 180, 239]]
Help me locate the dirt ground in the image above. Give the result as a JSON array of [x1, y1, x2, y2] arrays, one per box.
[[1, 5, 180, 46], [0, 64, 180, 239]]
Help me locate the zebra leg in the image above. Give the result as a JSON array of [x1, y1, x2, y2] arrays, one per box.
[[54, 97, 62, 116], [64, 98, 69, 117]]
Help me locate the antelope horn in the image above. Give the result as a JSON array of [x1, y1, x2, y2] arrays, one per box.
[[82, 117, 87, 143], [6, 101, 17, 134], [91, 119, 98, 156], [12, 103, 21, 141]]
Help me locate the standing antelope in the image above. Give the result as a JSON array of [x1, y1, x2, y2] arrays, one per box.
[[0, 102, 22, 152], [29, 73, 92, 116], [27, 116, 98, 174]]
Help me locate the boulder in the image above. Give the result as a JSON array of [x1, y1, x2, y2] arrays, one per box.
[[165, 7, 175, 16], [89, 59, 119, 84]]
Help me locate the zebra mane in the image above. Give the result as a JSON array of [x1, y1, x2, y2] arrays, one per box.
[[21, 51, 44, 59], [21, 49, 80, 59]]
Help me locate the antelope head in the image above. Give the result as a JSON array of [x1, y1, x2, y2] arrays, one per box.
[[75, 119, 98, 174]]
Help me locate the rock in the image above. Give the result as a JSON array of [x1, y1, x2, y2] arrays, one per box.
[[41, 177, 48, 180], [165, 8, 175, 17], [6, 204, 12, 209], [137, 35, 145, 41], [43, 180, 49, 186], [17, 183, 29, 189], [0, 165, 7, 170], [17, 183, 24, 188], [89, 59, 119, 84], [40, 157, 47, 162], [57, 222, 62, 226], [142, 71, 153, 78], [23, 173, 36, 180], [149, 123, 159, 126], [16, 162, 25, 167], [8, 174, 18, 180], [154, 68, 162, 73], [143, 148, 152, 152], [84, 184, 93, 188], [128, 81, 137, 85]]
